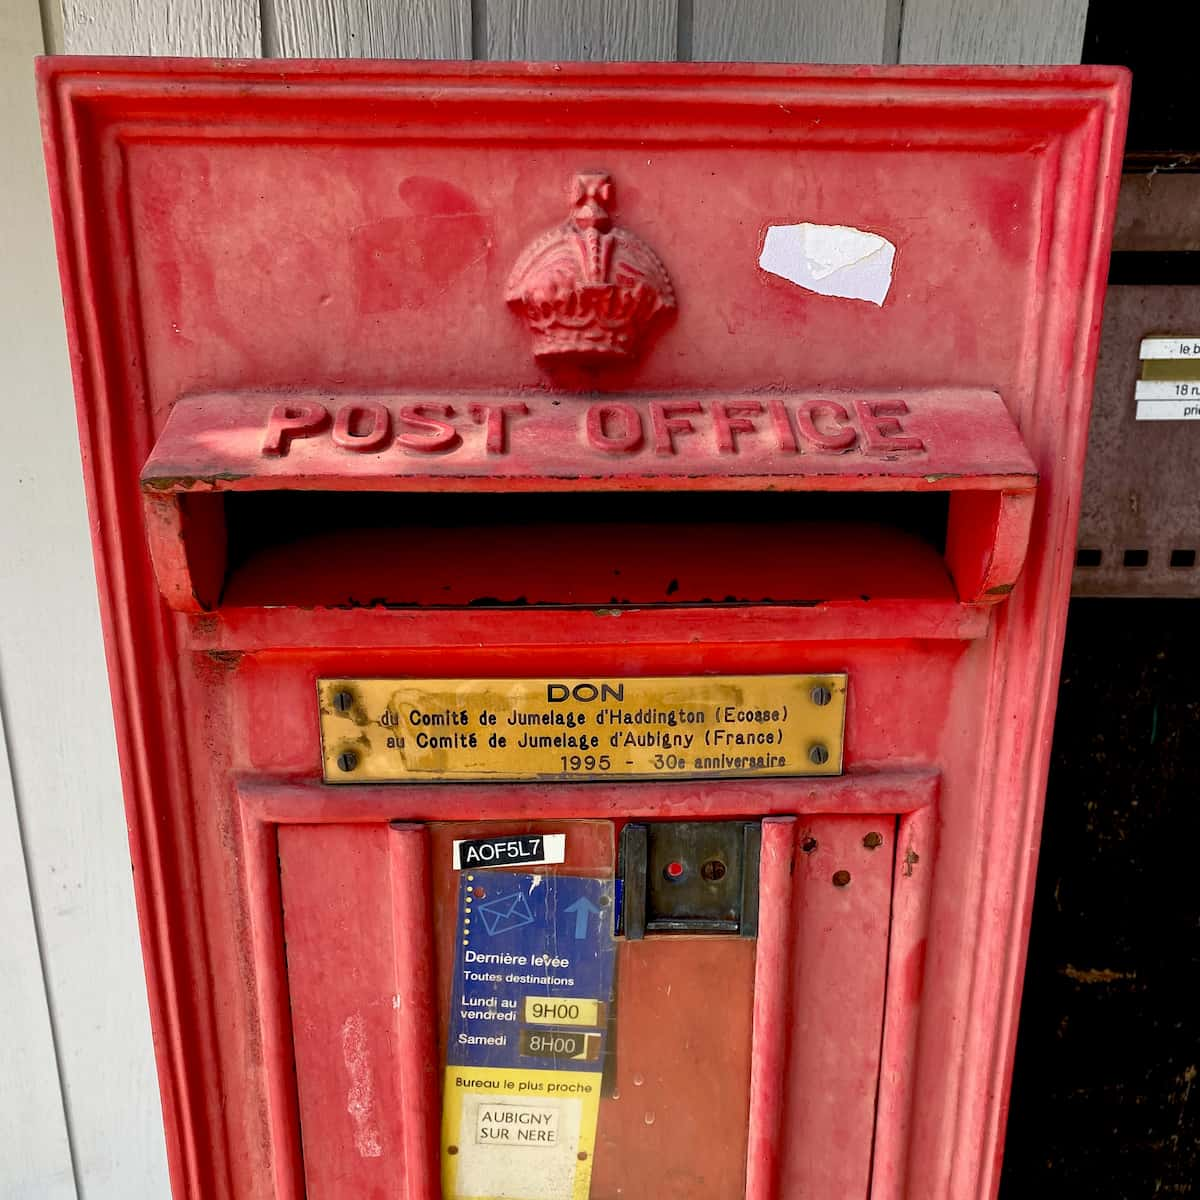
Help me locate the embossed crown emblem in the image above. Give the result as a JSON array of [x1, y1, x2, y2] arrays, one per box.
[[506, 172, 676, 363]]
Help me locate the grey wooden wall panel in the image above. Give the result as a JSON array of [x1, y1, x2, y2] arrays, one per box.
[[484, 0, 675, 60], [0, 701, 77, 1200], [265, 0, 470, 57], [9, 3, 172, 1198], [61, 0, 259, 55], [39, 0, 66, 53], [689, 0, 894, 64], [899, 0, 1088, 65]]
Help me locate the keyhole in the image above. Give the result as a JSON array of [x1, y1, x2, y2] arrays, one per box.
[[700, 858, 727, 882]]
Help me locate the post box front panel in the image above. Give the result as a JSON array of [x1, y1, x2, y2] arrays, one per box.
[[236, 639, 957, 1198], [39, 61, 1127, 1200]]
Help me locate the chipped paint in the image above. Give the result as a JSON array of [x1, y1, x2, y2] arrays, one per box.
[[341, 1012, 383, 1158]]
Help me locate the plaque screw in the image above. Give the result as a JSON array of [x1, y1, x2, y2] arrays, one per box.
[[332, 690, 354, 713], [809, 744, 830, 766], [810, 685, 833, 706], [832, 870, 852, 888], [863, 831, 884, 850], [336, 750, 359, 772]]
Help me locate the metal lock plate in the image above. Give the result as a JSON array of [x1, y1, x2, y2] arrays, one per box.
[[618, 821, 762, 938]]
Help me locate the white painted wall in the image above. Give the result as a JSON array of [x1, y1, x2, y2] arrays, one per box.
[[0, 0, 1088, 1195]]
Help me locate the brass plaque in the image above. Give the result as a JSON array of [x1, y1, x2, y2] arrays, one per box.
[[318, 675, 846, 783]]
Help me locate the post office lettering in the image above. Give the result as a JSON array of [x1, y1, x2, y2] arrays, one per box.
[[259, 398, 926, 459]]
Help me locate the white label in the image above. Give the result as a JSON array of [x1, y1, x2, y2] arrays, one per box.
[[1135, 379, 1200, 419], [452, 833, 566, 870], [1135, 380, 1200, 400], [1139, 336, 1200, 360], [1136, 400, 1200, 421], [476, 1102, 561, 1146]]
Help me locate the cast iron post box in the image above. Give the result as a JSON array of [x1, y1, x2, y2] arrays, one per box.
[[39, 59, 1127, 1200]]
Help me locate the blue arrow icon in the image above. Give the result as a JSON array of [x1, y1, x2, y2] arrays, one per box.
[[564, 897, 602, 940]]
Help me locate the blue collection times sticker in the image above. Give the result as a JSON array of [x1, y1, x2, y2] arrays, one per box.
[[442, 871, 616, 1200]]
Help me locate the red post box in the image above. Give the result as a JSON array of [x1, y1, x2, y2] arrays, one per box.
[[39, 59, 1127, 1200]]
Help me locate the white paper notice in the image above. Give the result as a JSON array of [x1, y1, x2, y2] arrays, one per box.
[[455, 1093, 583, 1200], [476, 1101, 561, 1146], [1134, 336, 1200, 419], [759, 223, 895, 306], [1134, 367, 1200, 421]]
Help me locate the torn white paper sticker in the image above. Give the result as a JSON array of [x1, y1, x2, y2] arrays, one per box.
[[759, 223, 895, 306]]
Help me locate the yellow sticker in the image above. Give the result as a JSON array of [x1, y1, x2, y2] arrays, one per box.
[[319, 674, 846, 782], [522, 997, 606, 1028], [442, 1065, 602, 1200]]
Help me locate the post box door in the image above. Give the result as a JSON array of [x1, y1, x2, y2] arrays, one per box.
[[278, 811, 895, 1199]]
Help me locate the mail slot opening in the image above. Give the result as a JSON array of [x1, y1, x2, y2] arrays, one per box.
[[200, 489, 952, 609], [140, 387, 1038, 611]]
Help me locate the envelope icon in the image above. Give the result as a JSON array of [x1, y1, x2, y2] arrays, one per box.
[[476, 890, 535, 936]]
